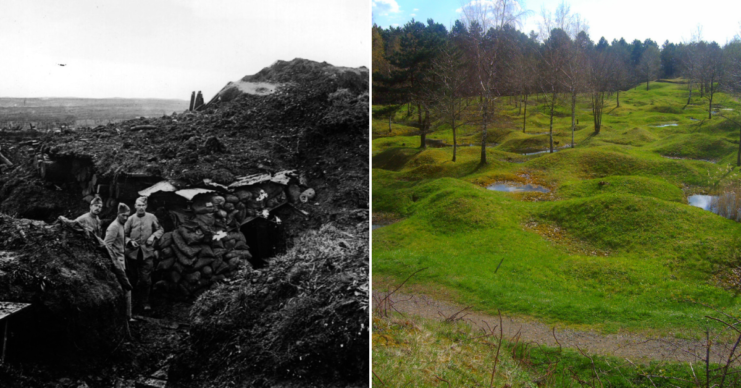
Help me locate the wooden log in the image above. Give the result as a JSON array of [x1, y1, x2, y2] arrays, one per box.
[[0, 151, 13, 166]]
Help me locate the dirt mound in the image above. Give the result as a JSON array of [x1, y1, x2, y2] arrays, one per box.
[[242, 58, 367, 89], [171, 220, 369, 386], [211, 59, 368, 105], [0, 214, 125, 362]]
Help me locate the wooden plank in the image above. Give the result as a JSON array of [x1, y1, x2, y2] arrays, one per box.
[[0, 302, 31, 321]]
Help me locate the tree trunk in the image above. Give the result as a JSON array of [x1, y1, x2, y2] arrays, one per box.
[[480, 101, 488, 165], [549, 92, 556, 153], [646, 78, 649, 91], [688, 80, 693, 105], [452, 123, 457, 162], [738, 124, 741, 167], [616, 90, 620, 108], [708, 81, 714, 120], [593, 92, 603, 135], [417, 103, 422, 129], [571, 89, 576, 148], [419, 107, 430, 149], [522, 94, 528, 133], [388, 111, 393, 133]]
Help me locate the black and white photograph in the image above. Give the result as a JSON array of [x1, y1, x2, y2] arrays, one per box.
[[0, 1, 369, 387]]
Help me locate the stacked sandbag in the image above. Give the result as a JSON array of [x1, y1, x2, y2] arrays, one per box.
[[152, 220, 252, 296], [202, 184, 288, 228]]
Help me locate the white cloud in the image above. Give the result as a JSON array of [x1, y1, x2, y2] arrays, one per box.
[[410, 13, 416, 17], [414, 8, 419, 11], [372, 0, 401, 15]]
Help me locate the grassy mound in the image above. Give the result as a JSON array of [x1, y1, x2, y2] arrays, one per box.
[[557, 176, 684, 203], [534, 194, 741, 269], [592, 127, 658, 146], [648, 133, 737, 162], [526, 147, 706, 185]]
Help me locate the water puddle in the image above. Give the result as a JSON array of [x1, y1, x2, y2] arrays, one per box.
[[487, 183, 550, 193], [652, 123, 678, 127], [524, 132, 550, 135], [688, 195, 717, 211], [689, 118, 699, 121], [520, 146, 573, 156], [372, 225, 385, 230]]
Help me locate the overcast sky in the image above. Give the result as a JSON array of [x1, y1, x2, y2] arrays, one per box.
[[0, 0, 369, 100], [373, 0, 741, 46]]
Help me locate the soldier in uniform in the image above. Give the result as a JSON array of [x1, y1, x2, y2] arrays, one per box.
[[125, 196, 164, 312]]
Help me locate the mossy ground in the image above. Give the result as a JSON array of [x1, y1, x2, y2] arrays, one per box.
[[373, 79, 741, 333]]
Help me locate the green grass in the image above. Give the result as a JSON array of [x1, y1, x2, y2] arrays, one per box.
[[373, 79, 741, 334], [374, 312, 734, 387], [373, 314, 534, 387], [556, 176, 685, 203]]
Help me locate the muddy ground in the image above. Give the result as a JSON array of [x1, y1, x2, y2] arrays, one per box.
[[0, 58, 369, 387]]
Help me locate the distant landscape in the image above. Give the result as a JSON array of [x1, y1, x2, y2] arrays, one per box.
[[0, 97, 188, 129]]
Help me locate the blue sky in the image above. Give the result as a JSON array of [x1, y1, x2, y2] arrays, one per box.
[[373, 0, 741, 46]]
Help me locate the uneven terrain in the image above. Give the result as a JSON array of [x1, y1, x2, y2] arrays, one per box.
[[0, 58, 369, 388], [373, 80, 741, 383]]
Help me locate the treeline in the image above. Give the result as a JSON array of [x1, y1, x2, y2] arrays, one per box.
[[372, 2, 741, 164]]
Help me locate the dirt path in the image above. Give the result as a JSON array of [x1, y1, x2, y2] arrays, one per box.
[[373, 291, 740, 365]]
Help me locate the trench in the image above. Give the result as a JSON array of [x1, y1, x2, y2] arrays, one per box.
[[1, 154, 307, 384]]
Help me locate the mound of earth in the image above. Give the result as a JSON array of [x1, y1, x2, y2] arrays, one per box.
[[0, 214, 125, 363], [172, 220, 368, 387], [210, 58, 367, 106]]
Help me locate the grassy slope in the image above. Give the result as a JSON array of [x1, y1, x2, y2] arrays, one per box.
[[374, 313, 704, 387], [373, 79, 741, 333]]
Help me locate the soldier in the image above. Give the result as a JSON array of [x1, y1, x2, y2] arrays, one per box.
[[75, 195, 103, 238], [125, 196, 164, 312], [104, 203, 133, 321]]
